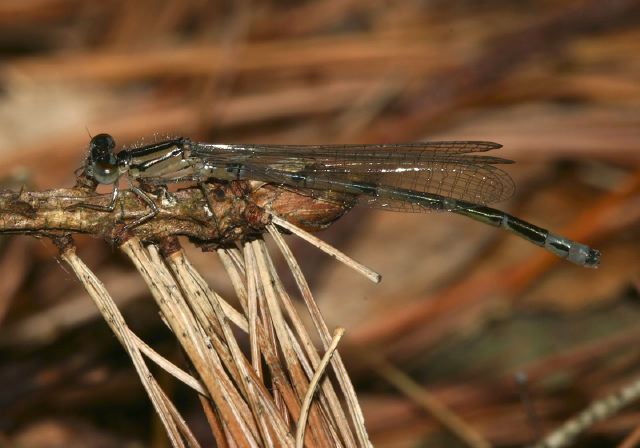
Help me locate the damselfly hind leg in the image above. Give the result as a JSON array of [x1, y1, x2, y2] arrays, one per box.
[[122, 186, 159, 230], [67, 183, 120, 213]]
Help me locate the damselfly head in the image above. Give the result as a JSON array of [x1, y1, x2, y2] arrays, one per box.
[[87, 133, 119, 184]]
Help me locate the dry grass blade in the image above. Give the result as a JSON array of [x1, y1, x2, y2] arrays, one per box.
[[271, 214, 381, 284], [53, 228, 373, 447], [164, 243, 294, 446], [618, 424, 640, 448], [266, 223, 371, 447], [252, 238, 360, 447], [58, 240, 200, 448], [362, 351, 491, 448], [120, 237, 262, 446], [129, 331, 209, 397], [530, 375, 640, 448], [249, 238, 336, 446], [296, 327, 346, 448]]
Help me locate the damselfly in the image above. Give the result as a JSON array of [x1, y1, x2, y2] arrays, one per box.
[[79, 133, 600, 267]]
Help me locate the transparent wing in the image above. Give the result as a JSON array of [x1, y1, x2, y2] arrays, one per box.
[[188, 141, 516, 211], [191, 141, 507, 169]]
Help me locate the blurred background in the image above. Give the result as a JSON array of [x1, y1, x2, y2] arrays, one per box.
[[1, 0, 639, 447]]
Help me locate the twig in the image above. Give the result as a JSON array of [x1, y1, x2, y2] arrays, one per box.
[[0, 183, 348, 250], [0, 186, 255, 244]]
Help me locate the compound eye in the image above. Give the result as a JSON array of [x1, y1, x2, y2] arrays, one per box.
[[87, 133, 119, 184], [92, 161, 119, 184], [89, 133, 116, 162]]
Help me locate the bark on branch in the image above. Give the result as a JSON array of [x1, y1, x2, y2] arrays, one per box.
[[0, 179, 351, 248]]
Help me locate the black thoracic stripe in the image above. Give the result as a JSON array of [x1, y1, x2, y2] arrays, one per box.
[[135, 146, 185, 172], [128, 138, 188, 157]]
